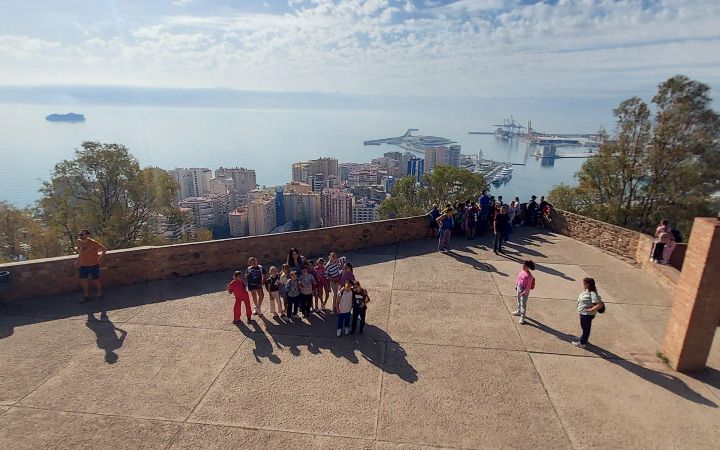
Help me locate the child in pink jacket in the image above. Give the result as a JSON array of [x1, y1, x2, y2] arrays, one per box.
[[513, 260, 536, 324]]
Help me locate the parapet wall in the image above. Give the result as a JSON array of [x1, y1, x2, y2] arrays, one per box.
[[0, 216, 428, 303], [549, 209, 642, 260]]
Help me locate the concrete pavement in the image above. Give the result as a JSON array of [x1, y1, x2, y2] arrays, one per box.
[[1, 227, 718, 449]]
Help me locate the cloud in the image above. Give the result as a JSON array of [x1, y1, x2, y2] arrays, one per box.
[[0, 0, 718, 97]]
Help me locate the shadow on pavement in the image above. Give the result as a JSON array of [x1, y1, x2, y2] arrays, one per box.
[[234, 312, 419, 384], [85, 311, 127, 364], [526, 317, 717, 407]]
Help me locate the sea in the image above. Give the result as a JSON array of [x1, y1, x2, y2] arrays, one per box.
[[0, 98, 620, 208]]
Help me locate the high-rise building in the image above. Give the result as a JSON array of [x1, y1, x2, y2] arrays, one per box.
[[423, 144, 460, 172], [169, 168, 212, 202], [407, 157, 425, 181], [275, 186, 285, 225], [151, 212, 194, 241], [215, 167, 257, 196], [321, 188, 354, 227], [229, 207, 249, 237], [248, 193, 277, 236], [352, 197, 379, 223], [339, 163, 362, 182], [178, 191, 236, 229], [308, 157, 338, 179], [292, 162, 311, 183], [285, 181, 312, 194], [208, 177, 235, 196], [284, 191, 321, 229], [347, 168, 380, 187], [178, 197, 215, 228]]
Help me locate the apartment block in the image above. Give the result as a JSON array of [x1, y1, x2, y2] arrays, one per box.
[[321, 188, 354, 227], [169, 168, 212, 202], [229, 206, 249, 237], [215, 167, 257, 196], [352, 197, 379, 224], [284, 191, 321, 229], [248, 193, 277, 236]]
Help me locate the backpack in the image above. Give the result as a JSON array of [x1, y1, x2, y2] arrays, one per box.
[[247, 265, 263, 286], [530, 277, 536, 290]]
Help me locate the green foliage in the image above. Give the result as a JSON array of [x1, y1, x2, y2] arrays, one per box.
[[39, 141, 188, 251], [549, 75, 720, 236], [379, 167, 487, 219], [0, 202, 65, 262]]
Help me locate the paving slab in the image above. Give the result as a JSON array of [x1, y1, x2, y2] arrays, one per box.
[[0, 407, 180, 449], [127, 292, 235, 331], [490, 260, 614, 301], [377, 343, 571, 449], [349, 258, 396, 290], [387, 291, 523, 351], [619, 304, 671, 343], [20, 325, 242, 421], [500, 296, 660, 359], [238, 289, 392, 343], [581, 263, 673, 306], [0, 315, 96, 405], [374, 442, 455, 450], [531, 353, 720, 449], [189, 336, 387, 438], [392, 257, 499, 295]]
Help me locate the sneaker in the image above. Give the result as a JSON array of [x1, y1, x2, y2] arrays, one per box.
[[344, 327, 350, 335], [518, 316, 525, 325], [571, 341, 586, 349], [337, 329, 342, 337], [511, 310, 521, 316]]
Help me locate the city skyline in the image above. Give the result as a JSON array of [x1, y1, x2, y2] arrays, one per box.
[[1, 1, 718, 98]]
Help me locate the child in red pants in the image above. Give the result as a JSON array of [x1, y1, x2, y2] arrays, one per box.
[[228, 271, 251, 324]]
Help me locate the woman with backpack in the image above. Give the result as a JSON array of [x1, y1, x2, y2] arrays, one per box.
[[245, 257, 267, 315], [512, 260, 535, 324], [572, 277, 605, 349]]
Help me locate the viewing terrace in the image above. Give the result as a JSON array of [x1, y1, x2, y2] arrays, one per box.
[[0, 216, 719, 449]]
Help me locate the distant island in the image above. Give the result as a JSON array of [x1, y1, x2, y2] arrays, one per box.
[[45, 112, 85, 122]]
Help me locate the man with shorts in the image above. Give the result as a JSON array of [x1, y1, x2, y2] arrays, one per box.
[[75, 229, 107, 303]]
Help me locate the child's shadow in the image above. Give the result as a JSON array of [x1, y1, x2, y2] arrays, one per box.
[[235, 319, 281, 364]]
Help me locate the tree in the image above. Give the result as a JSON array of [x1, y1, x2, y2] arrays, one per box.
[[379, 167, 487, 219], [39, 142, 183, 251], [549, 75, 720, 237], [0, 202, 65, 262]]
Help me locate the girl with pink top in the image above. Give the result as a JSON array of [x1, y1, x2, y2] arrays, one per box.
[[512, 260, 536, 324]]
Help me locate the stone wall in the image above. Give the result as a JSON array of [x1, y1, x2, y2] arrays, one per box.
[[0, 215, 428, 303], [548, 209, 642, 260]]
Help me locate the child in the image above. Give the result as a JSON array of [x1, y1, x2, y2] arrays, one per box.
[[513, 260, 536, 324], [227, 270, 251, 324], [315, 258, 330, 310], [285, 271, 301, 318], [339, 262, 355, 287], [350, 281, 370, 335], [264, 266, 282, 317], [298, 266, 315, 317], [336, 280, 354, 336], [305, 260, 321, 312], [245, 257, 267, 315], [278, 263, 290, 316], [325, 252, 343, 313]]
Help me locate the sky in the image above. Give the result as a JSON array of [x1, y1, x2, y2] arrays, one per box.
[[0, 0, 719, 99]]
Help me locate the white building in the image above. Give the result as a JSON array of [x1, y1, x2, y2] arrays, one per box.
[[169, 168, 212, 202], [178, 197, 215, 228], [352, 198, 379, 223]]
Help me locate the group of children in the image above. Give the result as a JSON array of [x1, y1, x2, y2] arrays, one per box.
[[227, 249, 370, 336]]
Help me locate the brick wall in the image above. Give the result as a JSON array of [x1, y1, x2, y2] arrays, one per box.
[[0, 215, 428, 303]]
